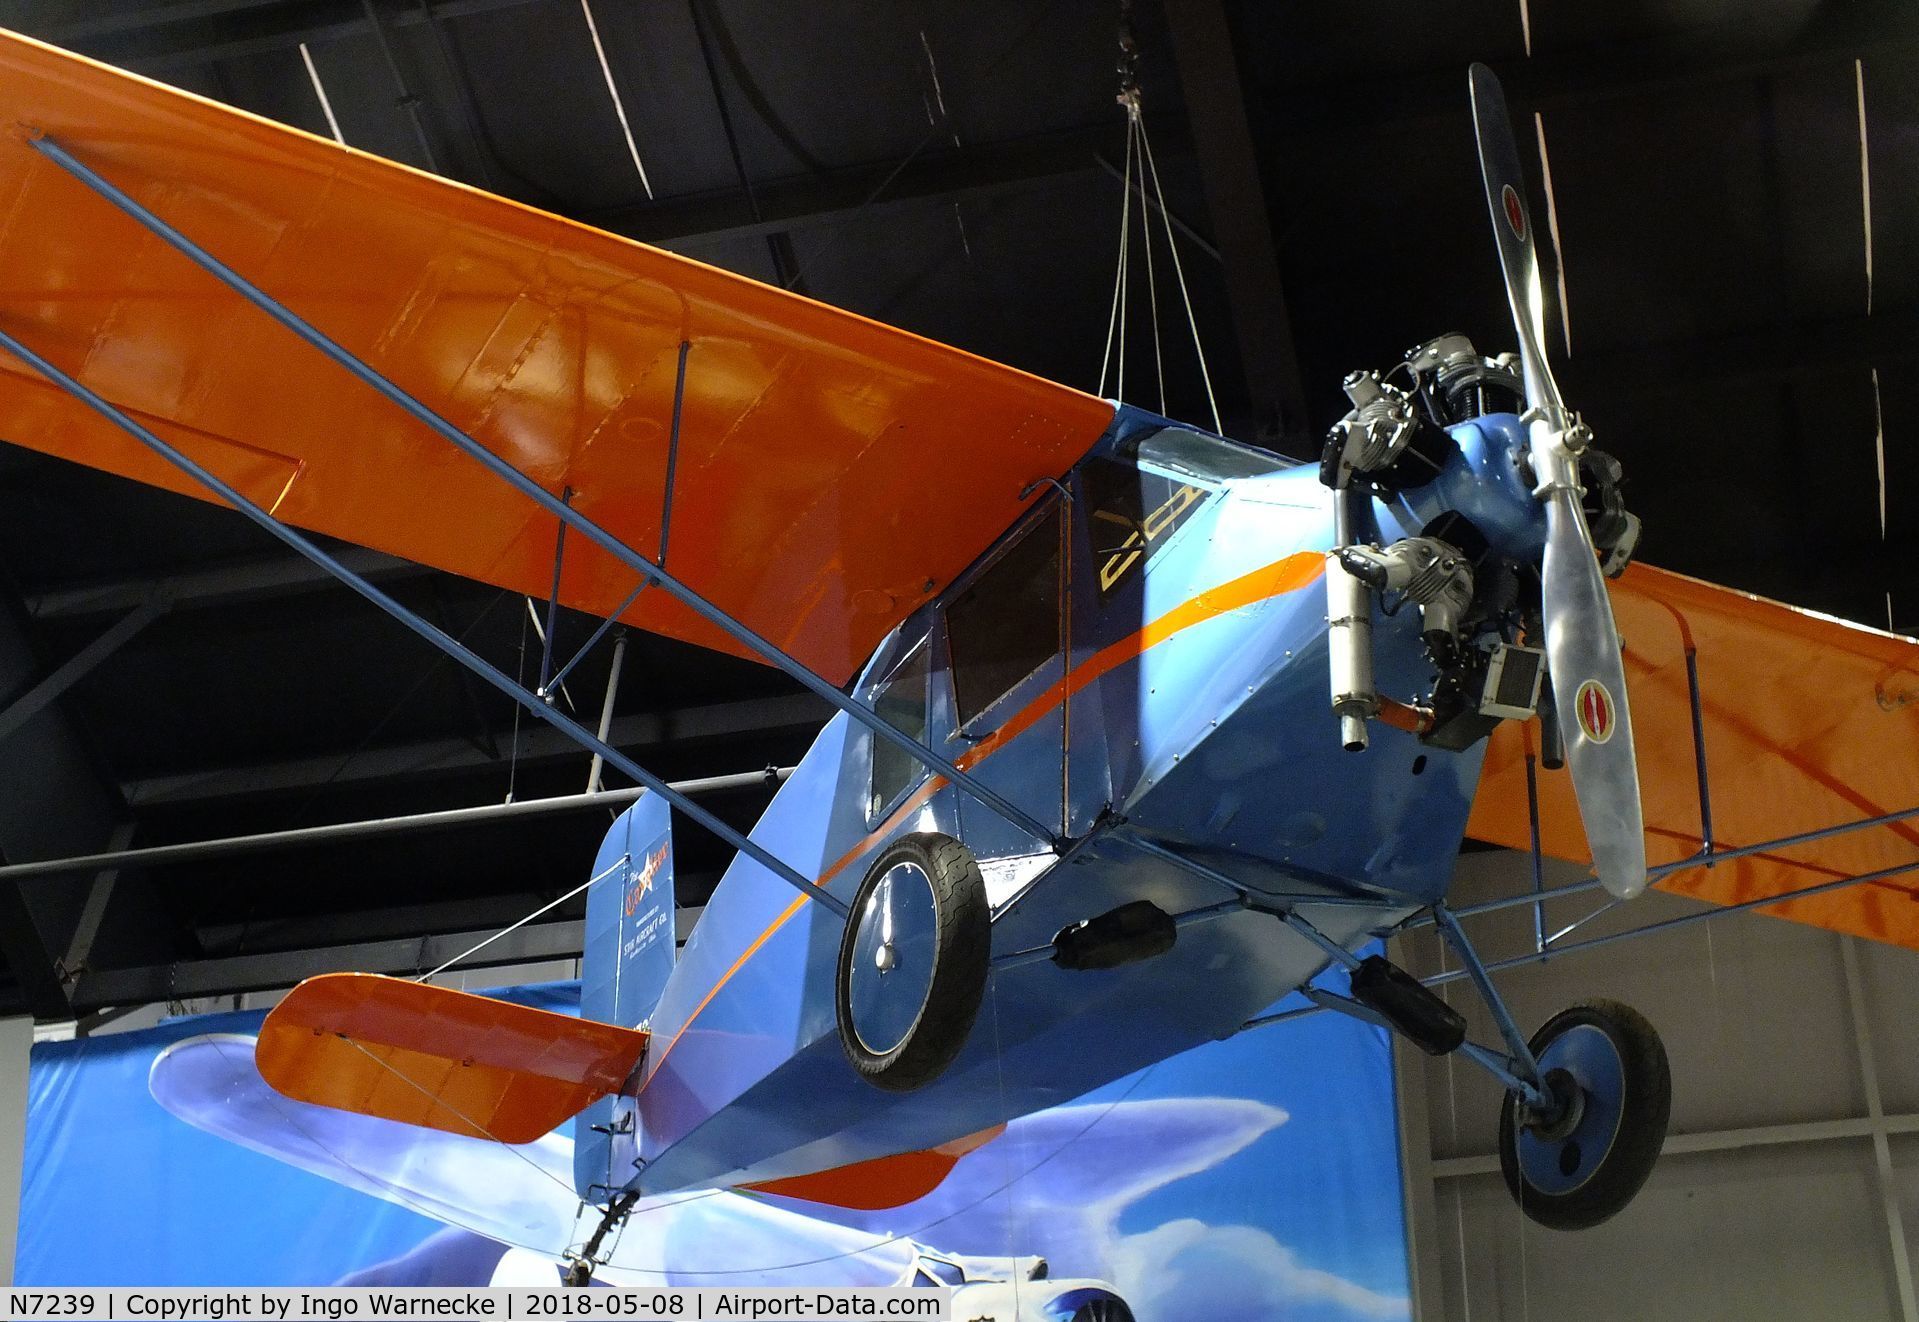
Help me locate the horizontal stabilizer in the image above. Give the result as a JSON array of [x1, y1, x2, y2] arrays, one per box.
[[257, 973, 648, 1144], [744, 1126, 1003, 1211]]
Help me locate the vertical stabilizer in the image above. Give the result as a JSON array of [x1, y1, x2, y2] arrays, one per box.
[[575, 791, 675, 1198]]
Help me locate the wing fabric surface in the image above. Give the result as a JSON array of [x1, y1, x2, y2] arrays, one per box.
[[1471, 563, 1919, 949], [0, 31, 1113, 684]]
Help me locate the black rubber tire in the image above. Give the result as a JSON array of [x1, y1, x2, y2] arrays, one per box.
[[1498, 998, 1671, 1231], [835, 833, 990, 1092]]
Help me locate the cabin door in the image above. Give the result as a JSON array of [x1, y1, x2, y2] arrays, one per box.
[[941, 497, 1068, 875]]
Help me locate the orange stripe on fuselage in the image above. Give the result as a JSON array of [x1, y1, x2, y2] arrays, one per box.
[[954, 550, 1327, 768], [637, 549, 1326, 1093]]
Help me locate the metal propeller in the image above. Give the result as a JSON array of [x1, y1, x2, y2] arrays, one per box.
[[1468, 63, 1647, 899]]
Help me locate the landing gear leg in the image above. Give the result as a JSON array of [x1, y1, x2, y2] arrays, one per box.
[[1432, 905, 1671, 1230], [564, 1191, 637, 1286]]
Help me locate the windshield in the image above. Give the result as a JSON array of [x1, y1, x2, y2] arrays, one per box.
[[1129, 424, 1294, 484]]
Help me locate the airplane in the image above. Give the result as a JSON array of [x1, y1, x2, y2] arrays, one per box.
[[1, 26, 1917, 1288]]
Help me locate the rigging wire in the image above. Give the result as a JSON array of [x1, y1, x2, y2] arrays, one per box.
[[1137, 105, 1223, 434], [416, 851, 631, 983], [338, 1033, 588, 1205], [203, 1035, 583, 1262]]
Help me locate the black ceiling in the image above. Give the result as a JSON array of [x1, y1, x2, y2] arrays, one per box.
[[0, 0, 1909, 1018]]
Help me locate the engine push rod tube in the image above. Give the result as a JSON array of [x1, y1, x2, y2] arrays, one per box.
[[0, 322, 851, 920], [27, 133, 1060, 854]]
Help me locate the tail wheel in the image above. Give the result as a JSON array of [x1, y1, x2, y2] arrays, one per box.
[[835, 833, 989, 1092], [1498, 998, 1671, 1230]]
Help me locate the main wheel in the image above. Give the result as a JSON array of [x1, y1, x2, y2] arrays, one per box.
[[835, 833, 989, 1092], [1063, 1298, 1134, 1322], [1498, 998, 1670, 1230]]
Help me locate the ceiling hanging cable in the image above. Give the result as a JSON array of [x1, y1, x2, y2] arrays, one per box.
[[1097, 106, 1134, 400], [1096, 2, 1222, 433], [1137, 104, 1222, 434], [686, 0, 800, 291], [1133, 101, 1166, 416], [360, 0, 443, 173]]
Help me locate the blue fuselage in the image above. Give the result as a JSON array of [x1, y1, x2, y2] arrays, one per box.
[[595, 407, 1547, 1196]]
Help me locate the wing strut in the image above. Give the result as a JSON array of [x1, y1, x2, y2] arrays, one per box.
[[0, 301, 852, 919], [21, 131, 1061, 856], [14, 128, 1066, 859]]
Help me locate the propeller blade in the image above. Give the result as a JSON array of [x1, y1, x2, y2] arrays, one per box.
[[1467, 63, 1562, 422], [1469, 62, 1647, 899], [1538, 490, 1646, 898]]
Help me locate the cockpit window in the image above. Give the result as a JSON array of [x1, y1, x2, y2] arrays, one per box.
[[1082, 456, 1206, 600], [915, 1259, 966, 1287], [946, 504, 1063, 728], [867, 639, 930, 821], [1130, 424, 1293, 483]]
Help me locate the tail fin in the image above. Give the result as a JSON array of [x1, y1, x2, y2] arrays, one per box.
[[580, 790, 678, 1029], [576, 791, 676, 1199]]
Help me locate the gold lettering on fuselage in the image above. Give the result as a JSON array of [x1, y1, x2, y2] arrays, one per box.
[[1098, 482, 1203, 594]]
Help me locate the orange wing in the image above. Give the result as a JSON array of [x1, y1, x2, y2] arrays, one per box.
[[0, 31, 1113, 685], [1471, 563, 1919, 949], [257, 973, 648, 1145]]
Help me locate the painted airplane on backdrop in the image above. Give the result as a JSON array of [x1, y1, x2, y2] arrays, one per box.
[[151, 1029, 1225, 1315], [2, 29, 1918, 1291]]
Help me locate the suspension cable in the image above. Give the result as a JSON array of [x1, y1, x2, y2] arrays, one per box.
[[1133, 101, 1166, 415], [1139, 106, 1223, 433], [1098, 106, 1134, 399], [1095, 4, 1223, 433]]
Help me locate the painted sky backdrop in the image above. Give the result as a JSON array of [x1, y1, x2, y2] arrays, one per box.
[[19, 980, 1409, 1321]]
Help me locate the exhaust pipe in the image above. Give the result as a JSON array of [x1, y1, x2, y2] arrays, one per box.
[[1327, 487, 1376, 751]]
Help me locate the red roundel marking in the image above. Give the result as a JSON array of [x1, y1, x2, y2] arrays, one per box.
[[1501, 184, 1527, 241], [1575, 679, 1614, 744]]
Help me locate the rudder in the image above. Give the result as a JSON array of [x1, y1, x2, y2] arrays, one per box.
[[575, 791, 676, 1198]]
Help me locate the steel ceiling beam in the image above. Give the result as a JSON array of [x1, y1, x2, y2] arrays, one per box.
[[599, 122, 1187, 249], [193, 898, 707, 958], [74, 898, 715, 1010], [1560, 307, 1919, 399], [52, 0, 547, 71], [25, 546, 422, 621], [121, 691, 826, 805], [0, 600, 167, 744], [1266, 7, 1919, 136], [1162, 0, 1310, 453], [0, 594, 151, 1019], [36, 0, 331, 45], [71, 917, 586, 1008], [6, 767, 791, 883]]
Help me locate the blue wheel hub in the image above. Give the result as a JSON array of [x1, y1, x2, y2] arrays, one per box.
[[1513, 1023, 1626, 1195], [845, 860, 940, 1057]]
